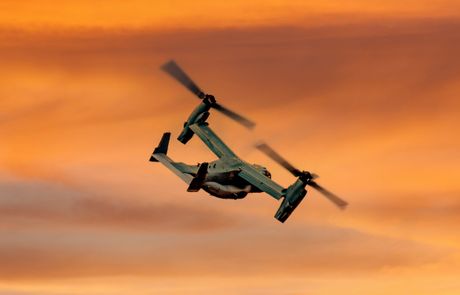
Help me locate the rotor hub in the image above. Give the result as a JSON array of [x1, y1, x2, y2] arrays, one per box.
[[299, 171, 314, 183], [203, 94, 216, 104]]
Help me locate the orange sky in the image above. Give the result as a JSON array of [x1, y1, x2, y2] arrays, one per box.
[[2, 0, 460, 28], [1, 1, 460, 294]]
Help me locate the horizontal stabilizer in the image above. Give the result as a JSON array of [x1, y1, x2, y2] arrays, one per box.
[[150, 153, 193, 184]]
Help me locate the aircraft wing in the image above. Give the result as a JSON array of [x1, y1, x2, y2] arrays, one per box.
[[238, 163, 284, 200], [189, 123, 237, 159], [150, 153, 194, 184]]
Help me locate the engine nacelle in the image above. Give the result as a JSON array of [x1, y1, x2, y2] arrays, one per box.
[[275, 179, 307, 222], [177, 102, 211, 144]]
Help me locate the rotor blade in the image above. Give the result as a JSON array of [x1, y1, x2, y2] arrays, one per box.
[[213, 102, 256, 129], [256, 143, 302, 176], [161, 60, 204, 98], [309, 181, 348, 209]]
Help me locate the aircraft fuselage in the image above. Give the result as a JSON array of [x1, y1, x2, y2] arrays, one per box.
[[178, 159, 271, 199]]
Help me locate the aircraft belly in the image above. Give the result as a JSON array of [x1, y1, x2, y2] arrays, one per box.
[[205, 171, 239, 183], [202, 181, 251, 199]]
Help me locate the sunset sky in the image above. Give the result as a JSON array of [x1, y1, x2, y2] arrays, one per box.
[[1, 1, 460, 294]]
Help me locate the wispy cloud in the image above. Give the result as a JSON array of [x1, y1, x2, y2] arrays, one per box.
[[0, 223, 449, 280], [0, 177, 238, 232]]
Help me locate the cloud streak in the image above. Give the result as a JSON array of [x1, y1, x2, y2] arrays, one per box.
[[0, 224, 448, 280], [1, 19, 459, 127], [0, 177, 238, 232]]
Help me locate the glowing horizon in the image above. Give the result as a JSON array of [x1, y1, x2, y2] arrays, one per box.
[[2, 0, 460, 29]]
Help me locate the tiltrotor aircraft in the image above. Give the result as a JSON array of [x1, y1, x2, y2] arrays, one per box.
[[149, 60, 348, 222]]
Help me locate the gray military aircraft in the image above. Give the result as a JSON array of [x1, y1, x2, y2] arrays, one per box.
[[149, 60, 347, 222]]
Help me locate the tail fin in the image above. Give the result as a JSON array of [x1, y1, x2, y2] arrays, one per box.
[[149, 132, 171, 162]]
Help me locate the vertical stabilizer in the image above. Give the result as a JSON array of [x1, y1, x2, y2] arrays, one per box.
[[150, 132, 171, 162]]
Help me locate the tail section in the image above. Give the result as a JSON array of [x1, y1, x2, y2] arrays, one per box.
[[149, 132, 171, 162]]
